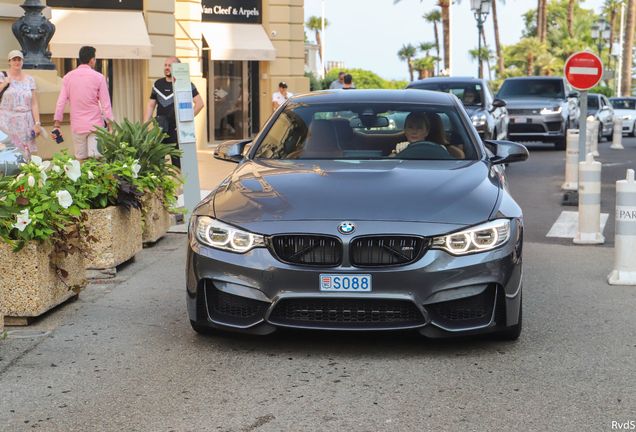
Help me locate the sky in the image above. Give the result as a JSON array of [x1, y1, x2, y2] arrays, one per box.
[[303, 0, 609, 81]]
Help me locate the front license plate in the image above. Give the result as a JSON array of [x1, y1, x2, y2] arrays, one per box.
[[515, 118, 528, 123], [320, 274, 372, 292]]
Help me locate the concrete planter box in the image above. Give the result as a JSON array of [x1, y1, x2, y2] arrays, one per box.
[[85, 206, 142, 278], [0, 241, 86, 325], [142, 188, 171, 244]]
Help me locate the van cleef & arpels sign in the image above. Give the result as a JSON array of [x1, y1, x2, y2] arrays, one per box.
[[201, 0, 262, 24], [46, 0, 143, 10]]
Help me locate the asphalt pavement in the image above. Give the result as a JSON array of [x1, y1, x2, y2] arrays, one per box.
[[1, 137, 636, 432]]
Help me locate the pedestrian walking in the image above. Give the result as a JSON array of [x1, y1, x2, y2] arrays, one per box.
[[0, 50, 41, 162], [330, 71, 355, 89], [53, 46, 114, 162], [143, 56, 204, 169], [272, 82, 293, 111]]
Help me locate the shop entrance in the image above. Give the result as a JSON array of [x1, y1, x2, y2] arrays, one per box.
[[204, 58, 259, 143]]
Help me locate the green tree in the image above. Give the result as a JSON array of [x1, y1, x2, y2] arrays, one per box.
[[492, 0, 506, 78], [621, 0, 636, 96], [535, 52, 564, 76], [510, 37, 547, 75], [423, 9, 442, 75], [412, 56, 437, 80], [603, 0, 625, 55], [468, 46, 495, 80], [305, 16, 330, 67], [397, 43, 418, 81]]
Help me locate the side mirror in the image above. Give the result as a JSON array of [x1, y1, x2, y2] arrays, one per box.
[[215, 139, 252, 163], [492, 98, 506, 108], [484, 140, 529, 165], [567, 91, 580, 99]]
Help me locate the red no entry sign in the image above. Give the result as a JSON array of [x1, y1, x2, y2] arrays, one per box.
[[564, 52, 603, 90]]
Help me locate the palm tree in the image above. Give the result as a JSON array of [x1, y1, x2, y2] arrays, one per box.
[[395, 0, 460, 74], [492, 0, 505, 78], [603, 0, 625, 56], [413, 56, 437, 79], [305, 16, 330, 65], [398, 44, 418, 81], [537, 0, 547, 42], [423, 9, 443, 75], [567, 0, 575, 38], [510, 37, 547, 76], [419, 41, 437, 57], [468, 46, 494, 80], [535, 53, 564, 76], [621, 0, 636, 96]]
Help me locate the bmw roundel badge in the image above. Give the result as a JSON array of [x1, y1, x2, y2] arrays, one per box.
[[338, 222, 356, 235]]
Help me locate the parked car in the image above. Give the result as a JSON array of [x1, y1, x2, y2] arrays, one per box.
[[586, 93, 614, 141], [0, 128, 28, 176], [609, 97, 636, 137], [406, 77, 508, 141], [497, 77, 580, 149], [187, 89, 528, 340]]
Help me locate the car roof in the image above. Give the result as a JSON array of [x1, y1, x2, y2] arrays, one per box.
[[288, 89, 456, 106], [503, 76, 563, 81], [609, 96, 636, 100]]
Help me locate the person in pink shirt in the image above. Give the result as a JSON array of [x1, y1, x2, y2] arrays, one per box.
[[53, 46, 114, 161]]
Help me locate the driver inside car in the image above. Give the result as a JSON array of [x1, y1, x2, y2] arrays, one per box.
[[392, 112, 464, 159]]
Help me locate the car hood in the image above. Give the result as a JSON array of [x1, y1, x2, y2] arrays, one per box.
[[613, 109, 634, 117], [462, 105, 485, 116], [209, 159, 500, 227]]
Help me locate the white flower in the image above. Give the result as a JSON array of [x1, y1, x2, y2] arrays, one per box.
[[151, 175, 158, 180], [12, 209, 32, 232], [63, 160, 81, 182], [121, 143, 126, 148], [52, 165, 61, 173], [28, 176, 35, 188], [38, 178, 44, 188], [88, 170, 94, 180], [56, 190, 73, 209], [131, 163, 141, 179], [16, 173, 24, 181], [31, 156, 50, 171], [123, 164, 128, 168], [40, 171, 47, 185]]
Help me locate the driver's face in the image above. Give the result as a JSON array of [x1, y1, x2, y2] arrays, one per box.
[[405, 118, 429, 143], [464, 92, 476, 102]]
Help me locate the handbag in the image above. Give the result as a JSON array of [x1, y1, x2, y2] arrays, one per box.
[[0, 71, 9, 102]]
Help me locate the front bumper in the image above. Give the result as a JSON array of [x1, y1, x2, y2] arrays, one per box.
[[508, 114, 564, 141], [186, 221, 523, 338], [622, 119, 634, 133]]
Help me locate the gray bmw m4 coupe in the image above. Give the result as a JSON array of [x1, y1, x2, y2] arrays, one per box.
[[187, 89, 529, 340]]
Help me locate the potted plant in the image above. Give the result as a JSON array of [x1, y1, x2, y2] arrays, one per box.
[[46, 150, 144, 279], [94, 119, 183, 244], [0, 156, 91, 324]]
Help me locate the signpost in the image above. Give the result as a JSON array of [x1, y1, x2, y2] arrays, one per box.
[[171, 63, 201, 223], [564, 52, 604, 163]]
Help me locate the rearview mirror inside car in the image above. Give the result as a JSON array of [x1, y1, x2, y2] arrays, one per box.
[[350, 117, 390, 128], [484, 140, 529, 165]]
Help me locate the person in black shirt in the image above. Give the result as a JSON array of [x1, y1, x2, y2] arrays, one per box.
[[143, 56, 204, 169]]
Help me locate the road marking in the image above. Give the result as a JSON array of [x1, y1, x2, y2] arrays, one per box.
[[569, 67, 599, 75], [546, 211, 609, 238]]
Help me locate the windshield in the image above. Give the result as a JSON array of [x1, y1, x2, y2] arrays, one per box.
[[253, 103, 477, 161], [410, 82, 484, 107], [587, 95, 599, 109], [498, 79, 564, 99], [610, 99, 636, 110]]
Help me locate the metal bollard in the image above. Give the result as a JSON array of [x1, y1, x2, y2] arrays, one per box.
[[562, 129, 579, 191], [574, 153, 605, 244], [608, 169, 636, 285], [610, 116, 624, 150]]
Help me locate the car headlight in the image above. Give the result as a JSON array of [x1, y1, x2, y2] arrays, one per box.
[[196, 216, 265, 253], [540, 106, 562, 115], [471, 114, 487, 127], [587, 115, 595, 122], [431, 219, 511, 256], [621, 115, 632, 120]]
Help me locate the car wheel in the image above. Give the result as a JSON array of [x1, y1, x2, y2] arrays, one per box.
[[497, 294, 522, 341], [630, 122, 636, 137], [190, 320, 216, 335], [598, 122, 603, 142]]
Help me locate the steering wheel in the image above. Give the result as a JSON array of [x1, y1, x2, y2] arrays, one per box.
[[395, 141, 455, 160]]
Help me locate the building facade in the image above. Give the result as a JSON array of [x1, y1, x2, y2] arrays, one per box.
[[0, 0, 308, 157]]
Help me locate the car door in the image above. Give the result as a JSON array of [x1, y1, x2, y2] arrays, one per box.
[[486, 82, 506, 139], [600, 96, 614, 134]]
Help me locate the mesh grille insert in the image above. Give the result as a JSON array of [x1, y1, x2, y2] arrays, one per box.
[[269, 235, 342, 266], [351, 236, 426, 266], [271, 298, 424, 324], [207, 283, 264, 318], [433, 285, 496, 322]]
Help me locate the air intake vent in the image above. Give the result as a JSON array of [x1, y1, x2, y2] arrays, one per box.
[[269, 235, 342, 266], [350, 236, 426, 267]]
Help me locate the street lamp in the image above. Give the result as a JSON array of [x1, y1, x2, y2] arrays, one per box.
[[471, 0, 491, 79], [591, 17, 611, 65]]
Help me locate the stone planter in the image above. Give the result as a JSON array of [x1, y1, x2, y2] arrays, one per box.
[[142, 188, 171, 244], [85, 205, 142, 279], [0, 241, 86, 325]]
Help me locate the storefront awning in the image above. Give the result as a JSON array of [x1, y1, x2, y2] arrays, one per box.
[[50, 10, 152, 59], [201, 23, 276, 61]]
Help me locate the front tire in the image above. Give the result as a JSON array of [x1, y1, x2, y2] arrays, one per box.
[[630, 122, 636, 137]]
